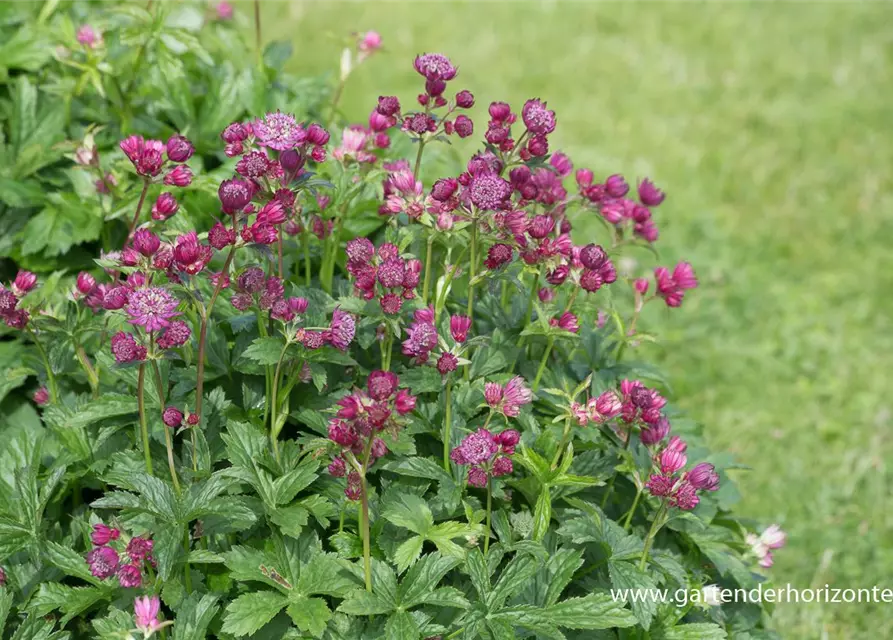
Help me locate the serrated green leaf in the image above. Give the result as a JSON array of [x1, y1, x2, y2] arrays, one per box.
[[337, 589, 394, 616], [42, 541, 102, 586], [222, 591, 288, 637], [608, 560, 658, 629], [273, 462, 319, 506], [382, 493, 433, 535], [286, 595, 331, 638], [653, 622, 727, 639], [28, 583, 107, 625], [384, 610, 421, 640], [393, 535, 425, 574], [271, 504, 309, 538], [400, 552, 461, 608], [173, 593, 220, 640], [397, 367, 442, 394], [241, 336, 287, 365], [488, 554, 539, 610], [532, 486, 552, 541]]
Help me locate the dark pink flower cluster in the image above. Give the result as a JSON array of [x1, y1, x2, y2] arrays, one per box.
[[484, 376, 533, 419], [110, 331, 146, 364], [380, 166, 426, 218], [120, 134, 194, 183], [230, 266, 308, 322], [569, 390, 623, 426], [0, 270, 37, 328], [619, 379, 667, 426], [86, 523, 155, 588], [450, 428, 519, 487], [345, 239, 421, 315], [577, 173, 665, 243], [401, 306, 439, 363], [646, 437, 719, 511], [480, 98, 556, 160], [654, 262, 698, 307], [296, 308, 357, 352], [125, 286, 180, 332], [327, 371, 417, 498]]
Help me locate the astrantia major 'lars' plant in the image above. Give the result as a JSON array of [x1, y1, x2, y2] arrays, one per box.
[[0, 40, 786, 640]]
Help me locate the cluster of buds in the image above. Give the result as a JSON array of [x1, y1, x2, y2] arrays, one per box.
[[429, 315, 472, 375], [569, 389, 623, 426], [380, 165, 426, 218], [542, 243, 617, 295], [295, 308, 356, 352], [401, 306, 439, 363], [120, 135, 194, 220], [619, 379, 667, 427], [652, 262, 698, 308], [345, 239, 421, 314], [161, 405, 199, 430], [577, 172, 664, 243], [230, 267, 308, 322], [482, 98, 556, 160], [85, 523, 155, 588], [0, 270, 37, 329], [76, 24, 102, 49], [645, 437, 719, 511], [222, 112, 329, 161], [746, 525, 787, 568], [327, 371, 417, 499], [484, 376, 533, 419], [450, 428, 519, 487]]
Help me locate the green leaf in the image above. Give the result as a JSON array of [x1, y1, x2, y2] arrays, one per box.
[[417, 586, 470, 609], [654, 623, 727, 639], [393, 536, 425, 574], [241, 336, 287, 365], [154, 522, 186, 581], [608, 560, 658, 629], [273, 462, 319, 506], [381, 493, 434, 535], [221, 591, 288, 637], [271, 504, 310, 538], [337, 589, 394, 616], [173, 593, 220, 640], [0, 588, 12, 633], [488, 554, 540, 610], [532, 486, 552, 541], [463, 549, 491, 599], [397, 367, 442, 394], [399, 552, 461, 608], [384, 610, 421, 640], [286, 595, 331, 638], [43, 541, 102, 586], [542, 548, 584, 606], [542, 593, 637, 629], [91, 607, 134, 639], [28, 583, 108, 625]]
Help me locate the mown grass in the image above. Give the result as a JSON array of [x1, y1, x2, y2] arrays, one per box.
[[254, 2, 893, 636]]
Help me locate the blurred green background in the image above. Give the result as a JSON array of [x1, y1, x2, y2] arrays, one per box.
[[255, 1, 893, 636]]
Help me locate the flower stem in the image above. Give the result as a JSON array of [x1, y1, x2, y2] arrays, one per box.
[[150, 357, 181, 496], [27, 328, 58, 403], [532, 336, 554, 392], [277, 235, 284, 280], [359, 435, 376, 592], [550, 416, 573, 469], [125, 179, 150, 248], [422, 233, 434, 305], [484, 476, 492, 555], [510, 267, 542, 372], [413, 139, 426, 182], [442, 379, 453, 471], [302, 231, 311, 286], [75, 344, 99, 399], [638, 500, 668, 571], [253, 0, 262, 64], [466, 219, 478, 321], [137, 364, 153, 476], [622, 487, 642, 530], [269, 342, 291, 462]]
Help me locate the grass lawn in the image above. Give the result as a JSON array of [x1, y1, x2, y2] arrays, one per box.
[[254, 1, 893, 636]]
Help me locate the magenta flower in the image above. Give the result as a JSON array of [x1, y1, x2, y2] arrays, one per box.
[[218, 178, 253, 213], [638, 178, 665, 207], [640, 416, 671, 446], [173, 232, 212, 275], [550, 312, 579, 333], [166, 135, 194, 163], [451, 428, 516, 485], [157, 320, 191, 350], [134, 595, 163, 633], [126, 536, 153, 562], [521, 99, 556, 135], [164, 164, 192, 187], [254, 111, 306, 151], [86, 546, 119, 579], [437, 352, 459, 374], [686, 462, 720, 491], [671, 481, 699, 510], [327, 308, 356, 351], [163, 406, 184, 428], [367, 370, 399, 400], [484, 244, 513, 270], [468, 173, 512, 211], [659, 448, 687, 474], [151, 192, 179, 221], [125, 287, 180, 332], [120, 135, 165, 177], [117, 563, 142, 588], [76, 24, 101, 48], [358, 30, 382, 58], [654, 262, 698, 307], [449, 315, 471, 343], [395, 389, 416, 415], [111, 332, 146, 364], [91, 523, 121, 546], [401, 308, 439, 363], [414, 53, 457, 80], [33, 386, 49, 406]]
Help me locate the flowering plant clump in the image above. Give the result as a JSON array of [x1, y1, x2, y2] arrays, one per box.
[[0, 12, 784, 639]]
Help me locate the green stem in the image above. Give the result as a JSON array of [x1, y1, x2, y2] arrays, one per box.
[[183, 529, 193, 593], [550, 416, 573, 469], [466, 219, 478, 321], [510, 268, 542, 372], [124, 179, 150, 248], [75, 344, 99, 399], [138, 364, 153, 476], [151, 357, 181, 495], [422, 234, 434, 305], [302, 231, 311, 286], [28, 328, 58, 403], [442, 379, 453, 471], [359, 435, 376, 592], [638, 501, 668, 571], [532, 336, 554, 392], [622, 487, 642, 530], [253, 0, 262, 64], [270, 342, 291, 461], [413, 139, 426, 182], [484, 476, 492, 554]]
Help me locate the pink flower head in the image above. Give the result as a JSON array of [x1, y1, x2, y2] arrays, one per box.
[[173, 232, 212, 275], [133, 229, 160, 257], [453, 429, 499, 465], [358, 30, 382, 56], [120, 136, 164, 177], [76, 24, 101, 48], [163, 406, 184, 428], [126, 536, 154, 562], [646, 473, 676, 498], [111, 332, 146, 364], [659, 447, 687, 474], [484, 243, 513, 270], [492, 456, 513, 477], [254, 111, 305, 151], [640, 416, 671, 446], [367, 370, 399, 401], [165, 135, 194, 163], [550, 312, 579, 333], [450, 315, 472, 343], [394, 388, 416, 415], [117, 563, 142, 588], [666, 435, 687, 453], [654, 262, 698, 308], [686, 462, 720, 491], [671, 481, 699, 510], [484, 382, 503, 408], [33, 386, 49, 406], [215, 1, 233, 20], [521, 99, 556, 135], [550, 152, 573, 177], [327, 308, 356, 351], [151, 192, 179, 221], [86, 546, 119, 579], [414, 53, 457, 81], [437, 352, 459, 374], [134, 595, 163, 633], [90, 523, 121, 546], [760, 524, 787, 550], [218, 178, 253, 213], [638, 178, 665, 207], [591, 390, 622, 421], [125, 287, 179, 332], [469, 173, 512, 211], [12, 271, 37, 296], [467, 466, 488, 487], [500, 376, 533, 417]]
